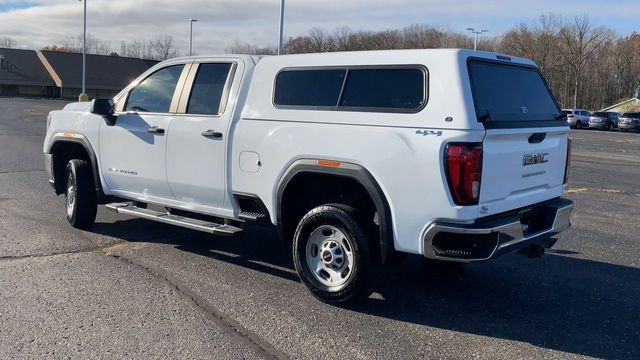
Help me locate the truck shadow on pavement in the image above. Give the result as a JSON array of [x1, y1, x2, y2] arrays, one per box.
[[92, 219, 639, 359]]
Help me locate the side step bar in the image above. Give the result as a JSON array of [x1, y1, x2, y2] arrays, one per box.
[[105, 203, 243, 236]]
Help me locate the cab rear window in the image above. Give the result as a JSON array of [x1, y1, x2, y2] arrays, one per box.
[[468, 60, 562, 128]]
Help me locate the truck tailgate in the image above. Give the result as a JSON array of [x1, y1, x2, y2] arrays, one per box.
[[479, 126, 568, 216]]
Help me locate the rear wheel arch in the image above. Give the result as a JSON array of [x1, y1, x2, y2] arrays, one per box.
[[276, 159, 396, 264]]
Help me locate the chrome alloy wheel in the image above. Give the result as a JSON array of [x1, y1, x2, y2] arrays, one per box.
[[306, 225, 355, 288], [66, 170, 76, 219]]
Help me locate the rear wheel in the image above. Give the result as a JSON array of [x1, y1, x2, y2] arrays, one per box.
[[293, 204, 372, 305], [65, 159, 97, 229], [575, 121, 582, 129], [608, 123, 614, 131]]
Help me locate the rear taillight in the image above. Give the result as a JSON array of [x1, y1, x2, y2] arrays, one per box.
[[445, 143, 483, 205], [564, 138, 572, 185]]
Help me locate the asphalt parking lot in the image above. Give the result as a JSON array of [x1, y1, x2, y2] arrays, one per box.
[[1, 97, 639, 359]]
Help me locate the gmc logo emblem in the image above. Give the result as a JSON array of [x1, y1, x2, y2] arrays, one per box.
[[522, 153, 549, 166]]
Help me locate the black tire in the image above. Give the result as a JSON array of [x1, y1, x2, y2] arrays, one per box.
[[292, 204, 372, 305], [609, 123, 614, 131], [65, 159, 97, 229], [575, 121, 582, 129]]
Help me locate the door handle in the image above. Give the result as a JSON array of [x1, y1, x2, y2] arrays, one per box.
[[528, 132, 546, 143], [147, 126, 165, 134], [201, 129, 223, 139]]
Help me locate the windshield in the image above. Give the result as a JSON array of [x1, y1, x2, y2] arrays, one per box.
[[562, 110, 572, 115], [593, 112, 607, 117], [622, 112, 640, 118], [468, 60, 560, 124]]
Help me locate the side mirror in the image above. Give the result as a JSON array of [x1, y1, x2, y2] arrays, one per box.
[[91, 99, 117, 126]]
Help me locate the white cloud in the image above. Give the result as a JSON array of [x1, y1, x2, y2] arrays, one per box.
[[0, 0, 638, 55]]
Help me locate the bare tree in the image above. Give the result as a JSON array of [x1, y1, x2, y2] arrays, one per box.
[[150, 36, 178, 60], [61, 33, 112, 55], [333, 26, 353, 51], [122, 39, 152, 59], [41, 45, 77, 52], [226, 40, 275, 55], [0, 37, 15, 48], [402, 24, 444, 49], [284, 36, 315, 54], [308, 28, 335, 52], [613, 34, 640, 99], [560, 15, 614, 107]]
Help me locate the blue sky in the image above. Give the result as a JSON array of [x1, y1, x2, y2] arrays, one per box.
[[0, 1, 33, 11], [0, 0, 638, 54]]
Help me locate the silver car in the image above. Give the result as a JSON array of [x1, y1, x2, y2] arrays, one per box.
[[589, 111, 620, 131], [562, 108, 591, 129]]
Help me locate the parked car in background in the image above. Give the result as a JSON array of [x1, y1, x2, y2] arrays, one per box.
[[589, 111, 620, 131], [562, 108, 591, 129], [618, 112, 640, 132]]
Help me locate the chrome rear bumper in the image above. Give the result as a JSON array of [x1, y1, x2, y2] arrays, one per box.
[[423, 198, 574, 263]]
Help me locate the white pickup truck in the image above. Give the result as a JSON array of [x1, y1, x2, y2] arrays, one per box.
[[44, 49, 574, 304]]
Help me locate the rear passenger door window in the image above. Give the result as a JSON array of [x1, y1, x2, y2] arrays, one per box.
[[125, 65, 185, 113], [187, 63, 233, 115]]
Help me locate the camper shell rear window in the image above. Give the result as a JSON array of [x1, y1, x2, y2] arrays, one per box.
[[467, 58, 565, 128]]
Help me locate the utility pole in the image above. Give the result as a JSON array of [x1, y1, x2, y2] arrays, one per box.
[[79, 0, 88, 102], [189, 19, 198, 56], [277, 0, 285, 55], [466, 27, 488, 51]]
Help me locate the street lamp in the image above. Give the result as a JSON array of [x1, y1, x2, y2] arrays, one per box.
[[189, 19, 198, 56], [277, 0, 285, 55], [78, 0, 88, 102], [466, 27, 488, 51]]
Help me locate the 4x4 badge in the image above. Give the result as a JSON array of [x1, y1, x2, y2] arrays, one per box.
[[415, 129, 443, 137]]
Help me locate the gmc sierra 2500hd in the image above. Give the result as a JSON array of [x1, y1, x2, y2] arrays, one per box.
[[44, 49, 574, 304]]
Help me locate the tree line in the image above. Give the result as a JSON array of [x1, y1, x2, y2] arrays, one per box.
[[227, 14, 640, 111]]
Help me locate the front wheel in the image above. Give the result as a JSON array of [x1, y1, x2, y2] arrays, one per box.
[[292, 205, 372, 305], [65, 159, 97, 229]]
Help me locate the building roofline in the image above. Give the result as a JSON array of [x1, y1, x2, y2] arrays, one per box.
[[38, 49, 160, 62]]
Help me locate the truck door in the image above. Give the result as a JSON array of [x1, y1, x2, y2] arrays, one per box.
[[99, 63, 189, 201], [165, 60, 241, 210]]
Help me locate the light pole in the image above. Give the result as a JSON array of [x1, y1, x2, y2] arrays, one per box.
[[466, 27, 488, 51], [277, 0, 285, 55], [78, 0, 88, 102], [189, 19, 198, 56]]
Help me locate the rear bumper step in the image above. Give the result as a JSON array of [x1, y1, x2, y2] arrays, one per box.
[[105, 203, 243, 236], [422, 198, 574, 263]]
